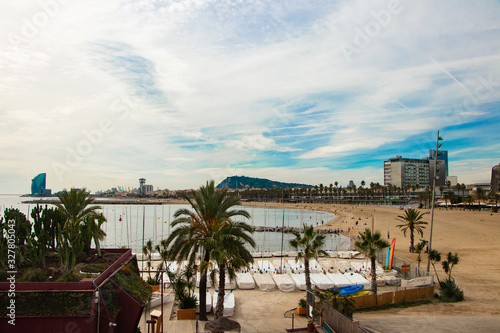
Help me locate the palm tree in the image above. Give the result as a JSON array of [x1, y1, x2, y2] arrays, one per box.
[[474, 188, 487, 210], [84, 213, 106, 257], [289, 224, 327, 291], [396, 208, 428, 253], [165, 180, 252, 321], [207, 222, 255, 319], [490, 191, 499, 210], [355, 228, 389, 294], [54, 188, 102, 273], [462, 195, 472, 210]]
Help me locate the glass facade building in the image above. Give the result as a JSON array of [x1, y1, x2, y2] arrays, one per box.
[[31, 173, 49, 195]]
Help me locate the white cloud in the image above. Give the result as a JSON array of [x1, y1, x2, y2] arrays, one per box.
[[1, 0, 499, 192]]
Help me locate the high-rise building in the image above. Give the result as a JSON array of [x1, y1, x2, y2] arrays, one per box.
[[384, 156, 430, 188], [429, 150, 448, 177], [492, 163, 500, 192], [31, 173, 51, 196]]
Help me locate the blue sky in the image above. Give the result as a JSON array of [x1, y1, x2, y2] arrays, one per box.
[[0, 0, 499, 193]]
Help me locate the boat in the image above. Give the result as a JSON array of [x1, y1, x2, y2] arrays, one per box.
[[214, 273, 237, 290], [325, 273, 352, 288], [337, 285, 364, 295], [257, 260, 276, 274], [235, 272, 255, 289], [290, 273, 315, 291], [272, 274, 295, 292], [310, 273, 334, 290], [343, 272, 371, 290], [253, 273, 276, 291], [149, 291, 172, 308]]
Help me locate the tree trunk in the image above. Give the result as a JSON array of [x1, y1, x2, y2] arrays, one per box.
[[215, 261, 226, 319], [198, 251, 210, 321], [410, 229, 414, 253], [304, 257, 311, 291], [370, 256, 377, 294]]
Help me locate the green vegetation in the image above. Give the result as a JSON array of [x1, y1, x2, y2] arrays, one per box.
[[165, 180, 254, 320], [289, 224, 327, 291], [169, 261, 198, 310], [54, 188, 105, 273], [101, 281, 121, 318], [428, 250, 464, 302], [355, 228, 389, 294], [316, 289, 356, 319], [18, 268, 48, 282], [111, 258, 151, 306], [56, 272, 81, 282], [0, 291, 93, 316], [396, 208, 428, 253], [216, 175, 312, 189]]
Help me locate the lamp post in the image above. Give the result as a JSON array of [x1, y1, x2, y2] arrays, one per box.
[[426, 131, 443, 273]]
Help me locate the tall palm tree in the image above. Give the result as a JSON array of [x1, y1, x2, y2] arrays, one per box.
[[355, 228, 389, 294], [289, 224, 327, 291], [396, 208, 428, 253], [54, 188, 102, 272], [165, 180, 251, 320], [474, 187, 487, 210], [206, 222, 254, 319]]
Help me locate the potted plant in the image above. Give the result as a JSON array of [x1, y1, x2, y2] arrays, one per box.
[[170, 261, 197, 320], [307, 309, 318, 332], [297, 298, 307, 315]]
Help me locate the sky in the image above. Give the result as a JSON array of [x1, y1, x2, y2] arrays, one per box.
[[1, 0, 499, 194]]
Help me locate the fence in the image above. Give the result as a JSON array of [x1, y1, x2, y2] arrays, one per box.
[[377, 251, 431, 280], [353, 286, 434, 309], [307, 290, 370, 333]]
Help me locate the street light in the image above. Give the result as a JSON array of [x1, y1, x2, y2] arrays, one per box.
[[427, 130, 443, 273]]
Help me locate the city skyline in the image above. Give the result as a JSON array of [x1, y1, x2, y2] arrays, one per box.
[[1, 1, 499, 194]]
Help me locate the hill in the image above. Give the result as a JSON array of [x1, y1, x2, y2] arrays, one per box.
[[216, 176, 312, 189]]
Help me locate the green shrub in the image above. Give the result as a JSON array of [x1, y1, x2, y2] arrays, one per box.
[[0, 269, 8, 282], [439, 278, 464, 302], [57, 273, 81, 282], [19, 268, 48, 282], [180, 294, 197, 309]]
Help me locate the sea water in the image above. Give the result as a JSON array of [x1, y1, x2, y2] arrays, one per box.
[[0, 195, 349, 253]]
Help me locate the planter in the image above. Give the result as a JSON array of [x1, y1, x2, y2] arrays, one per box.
[[307, 323, 315, 332], [297, 307, 306, 315], [177, 308, 196, 320], [149, 284, 159, 293]]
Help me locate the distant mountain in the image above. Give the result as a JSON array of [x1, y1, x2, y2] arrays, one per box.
[[216, 176, 312, 189]]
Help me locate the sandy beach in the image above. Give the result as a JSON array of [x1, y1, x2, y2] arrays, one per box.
[[140, 202, 500, 332]]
